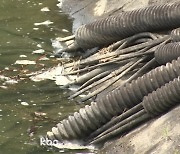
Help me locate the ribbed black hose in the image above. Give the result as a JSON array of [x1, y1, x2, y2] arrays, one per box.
[[171, 27, 180, 42], [96, 58, 180, 119], [155, 42, 180, 64], [47, 57, 180, 141], [75, 2, 180, 49], [143, 77, 180, 117], [89, 77, 180, 144]]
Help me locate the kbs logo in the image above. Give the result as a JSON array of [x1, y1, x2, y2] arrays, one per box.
[[40, 137, 59, 146]]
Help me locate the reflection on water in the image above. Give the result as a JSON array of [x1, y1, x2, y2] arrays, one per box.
[[0, 0, 90, 153]]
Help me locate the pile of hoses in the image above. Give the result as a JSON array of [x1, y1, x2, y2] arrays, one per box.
[[87, 75, 180, 144], [46, 2, 180, 146], [47, 57, 180, 143]]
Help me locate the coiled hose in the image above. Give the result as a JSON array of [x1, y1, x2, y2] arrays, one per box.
[[89, 77, 180, 145], [171, 27, 180, 42], [75, 2, 180, 49], [154, 42, 180, 65], [47, 57, 180, 141], [143, 77, 180, 117], [96, 57, 180, 119]]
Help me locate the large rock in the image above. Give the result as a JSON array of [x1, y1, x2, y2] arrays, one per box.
[[58, 0, 180, 31], [58, 0, 180, 153], [58, 0, 150, 31], [99, 106, 180, 154]]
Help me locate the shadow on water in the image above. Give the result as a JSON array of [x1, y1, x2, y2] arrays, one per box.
[[0, 0, 91, 154]]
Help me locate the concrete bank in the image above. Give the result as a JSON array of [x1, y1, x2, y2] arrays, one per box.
[[58, 0, 180, 31], [58, 0, 180, 153]]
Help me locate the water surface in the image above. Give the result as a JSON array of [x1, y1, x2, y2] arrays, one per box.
[[0, 0, 87, 153]]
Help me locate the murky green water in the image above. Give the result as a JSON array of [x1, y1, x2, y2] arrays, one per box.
[[0, 1, 87, 154]]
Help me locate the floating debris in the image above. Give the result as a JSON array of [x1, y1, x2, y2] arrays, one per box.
[[15, 60, 36, 65], [62, 29, 69, 33], [33, 27, 39, 30], [32, 49, 45, 54], [38, 57, 49, 61], [0, 75, 18, 85], [51, 39, 64, 54], [52, 140, 95, 150], [21, 102, 29, 106], [34, 20, 53, 26], [4, 67, 10, 70], [19, 55, 27, 58], [4, 79, 18, 85], [0, 75, 9, 81], [37, 44, 42, 48], [30, 65, 77, 86], [41, 7, 50, 12], [34, 112, 47, 117], [57, 0, 63, 8], [0, 86, 8, 89]]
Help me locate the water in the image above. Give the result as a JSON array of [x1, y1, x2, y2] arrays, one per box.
[[0, 0, 91, 154]]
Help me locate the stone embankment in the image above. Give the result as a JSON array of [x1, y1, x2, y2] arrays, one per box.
[[58, 0, 180, 153]]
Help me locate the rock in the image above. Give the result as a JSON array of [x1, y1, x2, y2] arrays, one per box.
[[58, 0, 180, 31], [99, 106, 180, 154], [58, 0, 150, 31], [58, 0, 180, 153]]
